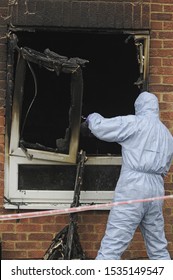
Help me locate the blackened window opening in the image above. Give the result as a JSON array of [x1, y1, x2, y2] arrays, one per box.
[[21, 62, 71, 149], [14, 30, 140, 156]]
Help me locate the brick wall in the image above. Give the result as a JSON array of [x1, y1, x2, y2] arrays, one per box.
[[0, 0, 173, 260]]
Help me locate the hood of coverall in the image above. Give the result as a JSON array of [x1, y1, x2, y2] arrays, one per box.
[[134, 91, 159, 117]]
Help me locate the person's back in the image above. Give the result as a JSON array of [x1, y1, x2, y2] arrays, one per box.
[[121, 91, 173, 175], [118, 92, 173, 196], [86, 91, 173, 259]]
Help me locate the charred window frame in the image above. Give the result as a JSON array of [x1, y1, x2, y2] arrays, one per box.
[[9, 36, 88, 164], [4, 30, 150, 209], [134, 35, 150, 90]]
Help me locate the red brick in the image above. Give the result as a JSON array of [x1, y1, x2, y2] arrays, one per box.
[[163, 77, 173, 85], [0, 223, 15, 232], [150, 48, 173, 57], [16, 224, 42, 232], [150, 84, 173, 93], [16, 242, 43, 250], [31, 216, 56, 224], [2, 233, 27, 241], [28, 250, 45, 259], [164, 173, 172, 183], [164, 224, 172, 232], [149, 75, 161, 84], [160, 112, 173, 120], [128, 241, 146, 251], [80, 233, 100, 242], [151, 4, 163, 12], [151, 21, 163, 30], [0, 135, 4, 143], [150, 39, 163, 48], [2, 250, 27, 260], [2, 241, 15, 250], [131, 250, 148, 260], [151, 13, 172, 21], [164, 208, 172, 215], [85, 250, 96, 260], [163, 94, 173, 102], [28, 233, 53, 241], [164, 5, 173, 12], [163, 58, 173, 66], [42, 224, 60, 232], [55, 214, 69, 224], [94, 224, 106, 233], [150, 66, 173, 75], [122, 251, 133, 260], [149, 57, 162, 66], [82, 241, 94, 250], [42, 241, 53, 250]]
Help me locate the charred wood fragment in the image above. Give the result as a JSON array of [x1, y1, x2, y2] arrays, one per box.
[[43, 151, 86, 260], [20, 47, 89, 75]]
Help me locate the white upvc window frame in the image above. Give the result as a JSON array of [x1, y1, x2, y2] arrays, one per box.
[[5, 155, 122, 209]]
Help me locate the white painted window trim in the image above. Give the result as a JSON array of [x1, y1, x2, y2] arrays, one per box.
[[4, 154, 122, 209]]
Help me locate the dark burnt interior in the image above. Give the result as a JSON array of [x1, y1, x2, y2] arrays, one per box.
[[14, 30, 140, 156]]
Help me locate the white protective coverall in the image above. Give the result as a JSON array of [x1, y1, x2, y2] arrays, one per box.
[[87, 91, 173, 260]]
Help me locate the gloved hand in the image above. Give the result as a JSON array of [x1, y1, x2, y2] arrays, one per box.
[[80, 121, 90, 137], [85, 114, 92, 124], [80, 115, 93, 137]]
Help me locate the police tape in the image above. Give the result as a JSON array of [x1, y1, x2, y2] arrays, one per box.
[[0, 194, 173, 221]]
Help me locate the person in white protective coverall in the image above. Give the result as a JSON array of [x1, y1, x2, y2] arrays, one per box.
[[84, 91, 173, 260]]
